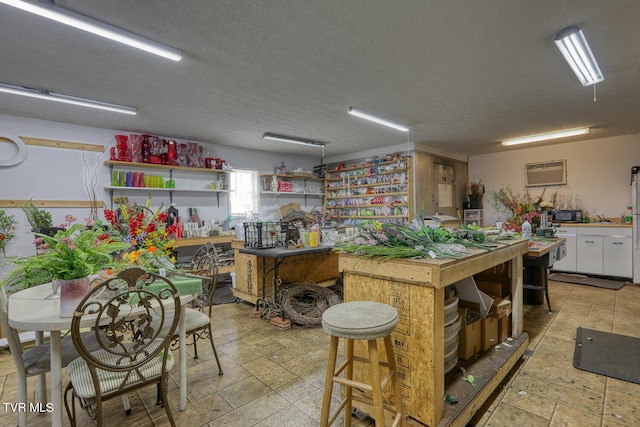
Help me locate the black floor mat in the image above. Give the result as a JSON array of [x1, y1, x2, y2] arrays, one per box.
[[574, 327, 640, 384], [213, 283, 237, 305], [550, 273, 627, 290]]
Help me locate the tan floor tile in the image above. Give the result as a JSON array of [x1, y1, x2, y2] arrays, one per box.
[[501, 388, 556, 419], [253, 403, 319, 426], [208, 391, 290, 427], [243, 356, 299, 389], [603, 388, 640, 425], [218, 376, 272, 409], [485, 402, 549, 426], [549, 403, 603, 426]]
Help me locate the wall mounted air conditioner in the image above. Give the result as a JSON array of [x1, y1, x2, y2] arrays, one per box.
[[525, 159, 567, 187]]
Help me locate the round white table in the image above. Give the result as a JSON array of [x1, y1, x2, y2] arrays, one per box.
[[8, 282, 196, 427]]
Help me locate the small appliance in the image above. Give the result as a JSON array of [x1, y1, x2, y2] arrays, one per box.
[[551, 209, 583, 223]]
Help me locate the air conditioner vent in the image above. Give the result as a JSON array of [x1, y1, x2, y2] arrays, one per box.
[[525, 159, 567, 187]]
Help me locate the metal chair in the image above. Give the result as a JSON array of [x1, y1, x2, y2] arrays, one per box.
[[63, 268, 181, 427], [1, 286, 129, 426], [158, 243, 223, 373]]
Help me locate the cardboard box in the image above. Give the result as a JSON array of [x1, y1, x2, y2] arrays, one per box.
[[490, 296, 512, 319], [481, 316, 499, 351], [453, 276, 494, 317], [458, 308, 482, 360], [277, 202, 301, 219], [497, 314, 511, 342]]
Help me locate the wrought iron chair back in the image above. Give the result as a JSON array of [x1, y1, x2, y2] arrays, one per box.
[[64, 267, 181, 426]]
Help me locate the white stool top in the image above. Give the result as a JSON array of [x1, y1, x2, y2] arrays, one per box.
[[322, 301, 398, 340]]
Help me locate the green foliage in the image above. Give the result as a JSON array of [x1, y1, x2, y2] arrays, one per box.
[[22, 199, 53, 229], [0, 209, 18, 256], [1, 222, 130, 288]]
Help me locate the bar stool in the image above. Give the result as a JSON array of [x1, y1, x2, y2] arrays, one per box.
[[320, 301, 405, 427]]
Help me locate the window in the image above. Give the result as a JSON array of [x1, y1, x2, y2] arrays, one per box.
[[229, 169, 259, 216]]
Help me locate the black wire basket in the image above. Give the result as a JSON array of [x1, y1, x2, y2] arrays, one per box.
[[243, 222, 289, 248]]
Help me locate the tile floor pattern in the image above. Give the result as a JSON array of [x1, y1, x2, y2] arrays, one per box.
[[1, 280, 640, 426]]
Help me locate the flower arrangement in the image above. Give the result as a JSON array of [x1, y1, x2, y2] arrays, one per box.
[[468, 179, 484, 196], [334, 219, 498, 260], [1, 215, 130, 289], [489, 186, 556, 231], [0, 209, 18, 257], [102, 197, 178, 270]]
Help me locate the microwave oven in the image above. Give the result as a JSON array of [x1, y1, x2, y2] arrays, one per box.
[[551, 209, 582, 223]]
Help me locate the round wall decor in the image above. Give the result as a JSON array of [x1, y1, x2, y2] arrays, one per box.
[[0, 133, 27, 167]]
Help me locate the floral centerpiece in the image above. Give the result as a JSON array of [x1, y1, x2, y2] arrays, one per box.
[[102, 197, 178, 271], [489, 186, 555, 231], [0, 215, 130, 290]]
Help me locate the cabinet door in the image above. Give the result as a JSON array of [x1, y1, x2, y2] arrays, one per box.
[[576, 235, 603, 275], [603, 236, 632, 278], [553, 232, 577, 273]]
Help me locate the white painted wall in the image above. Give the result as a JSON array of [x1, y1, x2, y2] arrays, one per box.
[[0, 115, 322, 264], [469, 133, 639, 226]]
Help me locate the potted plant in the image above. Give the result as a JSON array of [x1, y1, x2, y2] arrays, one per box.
[[0, 217, 130, 291], [22, 199, 62, 237]]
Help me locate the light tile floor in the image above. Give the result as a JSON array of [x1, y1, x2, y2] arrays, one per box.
[[1, 280, 639, 426]]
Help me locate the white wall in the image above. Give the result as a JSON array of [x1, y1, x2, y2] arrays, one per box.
[[469, 133, 639, 226], [0, 114, 322, 262]]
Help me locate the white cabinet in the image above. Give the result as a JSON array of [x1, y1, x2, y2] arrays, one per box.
[[603, 234, 632, 277], [576, 235, 604, 275], [570, 226, 632, 279], [552, 226, 577, 272]]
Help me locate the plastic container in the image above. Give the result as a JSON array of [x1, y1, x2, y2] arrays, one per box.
[[444, 296, 459, 326], [521, 220, 532, 239], [444, 342, 459, 374], [625, 206, 633, 224]]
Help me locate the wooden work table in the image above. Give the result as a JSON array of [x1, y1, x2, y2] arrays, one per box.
[[338, 238, 530, 427]]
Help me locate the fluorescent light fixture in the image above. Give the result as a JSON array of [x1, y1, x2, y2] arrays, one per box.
[[554, 26, 603, 86], [501, 127, 590, 146], [347, 107, 409, 132], [0, 82, 137, 115], [0, 0, 182, 61], [262, 133, 326, 148]]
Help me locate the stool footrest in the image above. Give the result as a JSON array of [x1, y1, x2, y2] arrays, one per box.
[[333, 376, 373, 392], [327, 398, 350, 426]]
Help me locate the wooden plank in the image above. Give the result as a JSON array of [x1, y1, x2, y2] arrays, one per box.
[[0, 199, 104, 208], [0, 136, 105, 152]]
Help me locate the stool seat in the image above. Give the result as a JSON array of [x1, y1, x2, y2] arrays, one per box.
[[322, 301, 398, 340]]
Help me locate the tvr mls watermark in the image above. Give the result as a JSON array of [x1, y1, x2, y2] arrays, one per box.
[[3, 402, 54, 413]]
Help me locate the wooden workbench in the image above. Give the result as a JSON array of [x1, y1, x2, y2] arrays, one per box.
[[338, 239, 530, 427]]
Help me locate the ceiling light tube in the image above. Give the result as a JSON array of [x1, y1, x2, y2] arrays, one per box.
[[262, 133, 326, 148], [347, 107, 409, 132], [0, 0, 182, 61], [554, 26, 603, 86], [501, 127, 590, 146], [0, 82, 137, 115]]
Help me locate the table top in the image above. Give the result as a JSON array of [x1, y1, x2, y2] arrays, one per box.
[[8, 276, 201, 331], [525, 237, 566, 258], [239, 245, 333, 258]]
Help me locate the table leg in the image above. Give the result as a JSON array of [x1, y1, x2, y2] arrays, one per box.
[[50, 331, 62, 427], [35, 331, 47, 405], [179, 307, 187, 410]]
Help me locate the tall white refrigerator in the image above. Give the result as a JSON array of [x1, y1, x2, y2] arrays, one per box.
[[633, 166, 640, 284]]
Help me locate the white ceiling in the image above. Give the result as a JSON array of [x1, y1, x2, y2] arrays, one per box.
[[1, 0, 639, 158]]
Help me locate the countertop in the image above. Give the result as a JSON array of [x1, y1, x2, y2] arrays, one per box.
[[556, 222, 632, 228]]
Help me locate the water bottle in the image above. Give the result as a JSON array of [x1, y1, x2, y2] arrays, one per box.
[[521, 220, 532, 239]]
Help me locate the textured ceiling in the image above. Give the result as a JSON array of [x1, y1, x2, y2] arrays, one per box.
[[1, 0, 639, 158]]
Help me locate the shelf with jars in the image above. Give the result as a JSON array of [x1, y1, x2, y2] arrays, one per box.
[[323, 157, 412, 225], [104, 160, 231, 208], [260, 174, 324, 202]]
